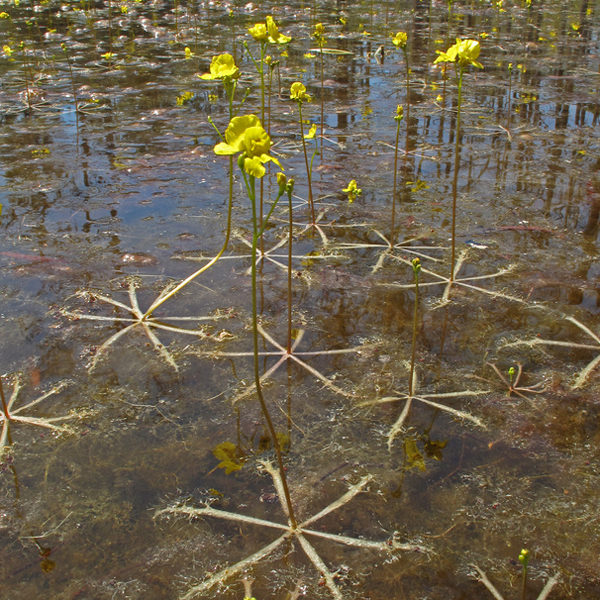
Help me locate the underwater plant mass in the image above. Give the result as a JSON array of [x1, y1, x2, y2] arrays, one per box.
[[1, 0, 600, 597]]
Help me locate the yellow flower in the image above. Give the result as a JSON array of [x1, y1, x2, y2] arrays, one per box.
[[3, 44, 13, 56], [200, 53, 240, 80], [184, 46, 193, 59], [314, 22, 326, 44], [342, 180, 362, 202], [290, 82, 312, 102], [392, 31, 407, 49], [304, 124, 317, 139], [214, 115, 282, 178], [434, 38, 483, 69], [266, 15, 291, 44], [394, 104, 404, 122], [248, 23, 268, 41]]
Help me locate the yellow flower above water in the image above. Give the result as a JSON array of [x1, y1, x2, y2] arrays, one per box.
[[200, 53, 240, 80], [304, 124, 317, 139], [394, 104, 404, 122], [392, 31, 407, 49], [434, 38, 483, 69], [249, 17, 291, 44], [290, 82, 312, 102], [214, 115, 282, 179], [342, 180, 362, 203], [266, 15, 291, 44], [248, 23, 268, 41]]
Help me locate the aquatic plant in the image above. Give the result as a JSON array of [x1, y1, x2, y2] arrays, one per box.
[[193, 323, 363, 405], [61, 43, 79, 125], [342, 179, 361, 203], [291, 81, 316, 224], [519, 548, 529, 600], [313, 22, 326, 148], [213, 113, 296, 522], [502, 314, 600, 389], [471, 562, 560, 600], [62, 281, 223, 371], [408, 258, 421, 396], [393, 31, 410, 181], [471, 362, 548, 400], [0, 375, 75, 458], [433, 39, 483, 283], [382, 248, 524, 307], [136, 52, 246, 320], [158, 460, 428, 599], [390, 104, 404, 247]]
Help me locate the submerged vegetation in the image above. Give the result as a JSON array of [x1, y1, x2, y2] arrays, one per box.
[[0, 0, 600, 598]]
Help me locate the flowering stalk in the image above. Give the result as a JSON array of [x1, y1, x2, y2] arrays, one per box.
[[209, 115, 296, 526], [390, 105, 404, 248], [222, 118, 295, 527], [291, 82, 316, 224], [434, 39, 483, 282], [144, 54, 243, 318], [285, 177, 295, 353], [409, 258, 421, 397], [393, 32, 410, 170], [313, 23, 326, 150]]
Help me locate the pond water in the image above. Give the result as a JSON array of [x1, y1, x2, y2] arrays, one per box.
[[1, 0, 599, 598]]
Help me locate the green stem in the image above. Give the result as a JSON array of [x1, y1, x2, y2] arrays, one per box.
[[319, 41, 324, 152], [246, 173, 297, 529], [62, 44, 79, 114], [298, 102, 316, 224], [287, 185, 294, 353], [403, 47, 410, 166], [0, 375, 9, 420], [450, 66, 463, 283], [143, 82, 239, 318], [390, 116, 401, 248], [409, 263, 420, 396]]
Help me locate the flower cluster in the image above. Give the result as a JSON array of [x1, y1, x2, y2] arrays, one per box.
[[342, 180, 362, 203], [313, 22, 326, 44], [214, 115, 282, 178], [290, 82, 312, 103], [248, 16, 291, 44], [434, 38, 483, 68], [392, 31, 408, 49]]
